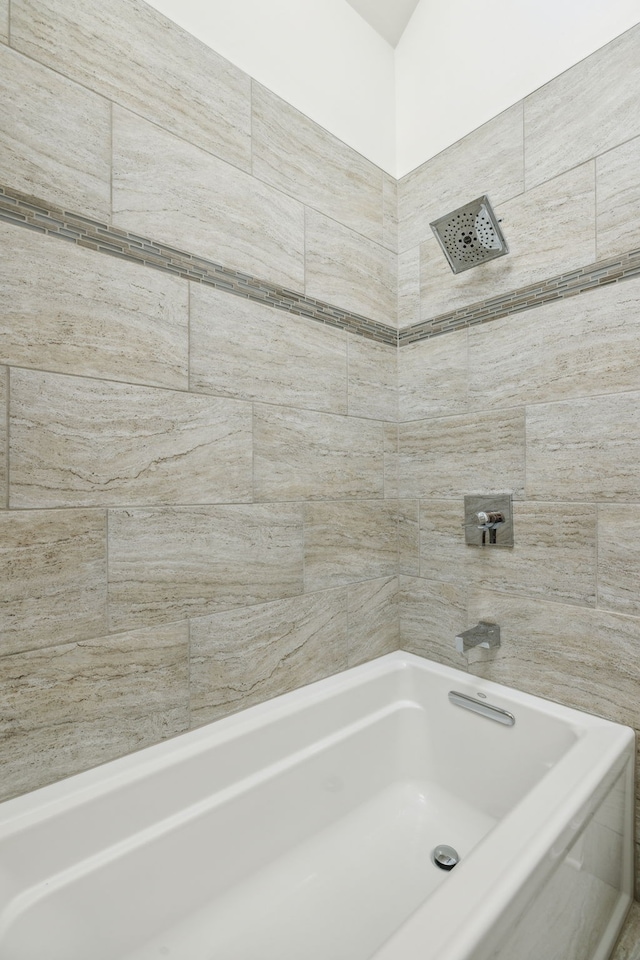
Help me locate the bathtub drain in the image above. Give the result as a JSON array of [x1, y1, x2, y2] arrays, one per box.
[[432, 845, 460, 871]]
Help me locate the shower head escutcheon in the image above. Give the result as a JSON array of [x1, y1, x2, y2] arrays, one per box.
[[429, 195, 508, 274]]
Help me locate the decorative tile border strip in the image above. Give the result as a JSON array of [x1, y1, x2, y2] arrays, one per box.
[[399, 248, 640, 344], [0, 185, 397, 347]]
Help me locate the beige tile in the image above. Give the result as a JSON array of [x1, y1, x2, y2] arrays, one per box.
[[398, 408, 525, 500], [189, 284, 347, 414], [383, 423, 399, 499], [419, 499, 596, 606], [254, 405, 384, 502], [0, 0, 7, 41], [347, 577, 399, 667], [420, 163, 596, 320], [304, 500, 398, 591], [108, 504, 304, 631], [112, 108, 304, 290], [399, 328, 468, 420], [398, 576, 467, 670], [611, 899, 640, 960], [598, 504, 640, 617], [469, 279, 640, 410], [526, 393, 640, 501], [252, 83, 383, 244], [10, 369, 253, 508], [0, 224, 188, 389], [466, 590, 640, 729], [347, 335, 397, 421], [0, 509, 107, 656], [190, 589, 348, 725], [397, 248, 420, 330], [398, 103, 524, 253], [0, 45, 110, 217], [0, 367, 5, 506], [597, 135, 640, 259], [11, 0, 251, 172], [305, 209, 397, 326], [382, 173, 398, 253], [398, 500, 419, 576], [0, 622, 189, 801], [524, 24, 640, 189]]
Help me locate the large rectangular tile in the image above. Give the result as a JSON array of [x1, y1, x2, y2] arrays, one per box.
[[305, 209, 396, 326], [347, 335, 397, 421], [469, 279, 640, 410], [419, 499, 596, 606], [0, 509, 107, 656], [398, 409, 525, 500], [304, 500, 398, 591], [596, 135, 640, 259], [189, 284, 347, 414], [112, 108, 304, 290], [598, 504, 640, 617], [383, 423, 399, 499], [347, 577, 399, 667], [397, 248, 420, 329], [398, 576, 467, 670], [0, 45, 110, 217], [190, 590, 348, 725], [466, 590, 640, 729], [108, 504, 304, 631], [0, 223, 188, 389], [420, 163, 596, 320], [0, 367, 5, 506], [399, 328, 467, 420], [0, 0, 7, 41], [10, 369, 252, 508], [0, 623, 189, 800], [397, 500, 419, 577], [398, 103, 524, 253], [383, 173, 398, 253], [524, 24, 640, 189], [526, 393, 640, 501], [11, 0, 251, 171], [252, 83, 383, 244], [254, 405, 384, 502]]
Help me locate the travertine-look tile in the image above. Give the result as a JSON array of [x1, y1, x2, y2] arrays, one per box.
[[611, 901, 640, 960], [112, 108, 304, 290], [420, 163, 596, 320], [383, 423, 399, 499], [189, 284, 347, 414], [399, 328, 467, 420], [526, 393, 640, 501], [382, 173, 398, 253], [596, 135, 640, 259], [0, 509, 107, 656], [466, 590, 640, 729], [0, 45, 110, 217], [11, 0, 251, 171], [398, 576, 467, 670], [0, 224, 188, 389], [252, 83, 383, 244], [304, 500, 398, 591], [0, 367, 6, 506], [398, 103, 524, 253], [0, 623, 189, 801], [397, 248, 420, 329], [524, 23, 640, 189], [0, 0, 7, 41], [254, 405, 384, 502], [398, 409, 525, 500], [108, 504, 304, 631], [190, 590, 348, 725], [347, 335, 397, 421], [398, 500, 419, 577], [10, 369, 253, 508], [598, 504, 640, 617], [347, 577, 399, 667], [469, 279, 640, 410], [419, 499, 596, 606], [305, 209, 397, 327]]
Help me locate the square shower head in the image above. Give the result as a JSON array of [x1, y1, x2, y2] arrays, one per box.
[[429, 195, 508, 274]]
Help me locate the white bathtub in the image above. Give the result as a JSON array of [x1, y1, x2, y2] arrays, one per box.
[[0, 651, 634, 960]]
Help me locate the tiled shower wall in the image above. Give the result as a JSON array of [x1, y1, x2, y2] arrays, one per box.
[[397, 22, 640, 883], [0, 0, 399, 800]]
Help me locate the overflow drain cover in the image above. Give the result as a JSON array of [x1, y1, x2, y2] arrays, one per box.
[[432, 845, 460, 871]]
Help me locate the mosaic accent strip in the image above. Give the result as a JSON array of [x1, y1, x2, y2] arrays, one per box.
[[0, 185, 397, 346], [399, 248, 640, 344]]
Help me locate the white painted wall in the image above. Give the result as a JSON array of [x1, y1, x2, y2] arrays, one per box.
[[396, 0, 640, 177], [144, 0, 397, 174]]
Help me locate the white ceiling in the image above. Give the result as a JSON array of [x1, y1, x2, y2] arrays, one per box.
[[344, 0, 421, 46]]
